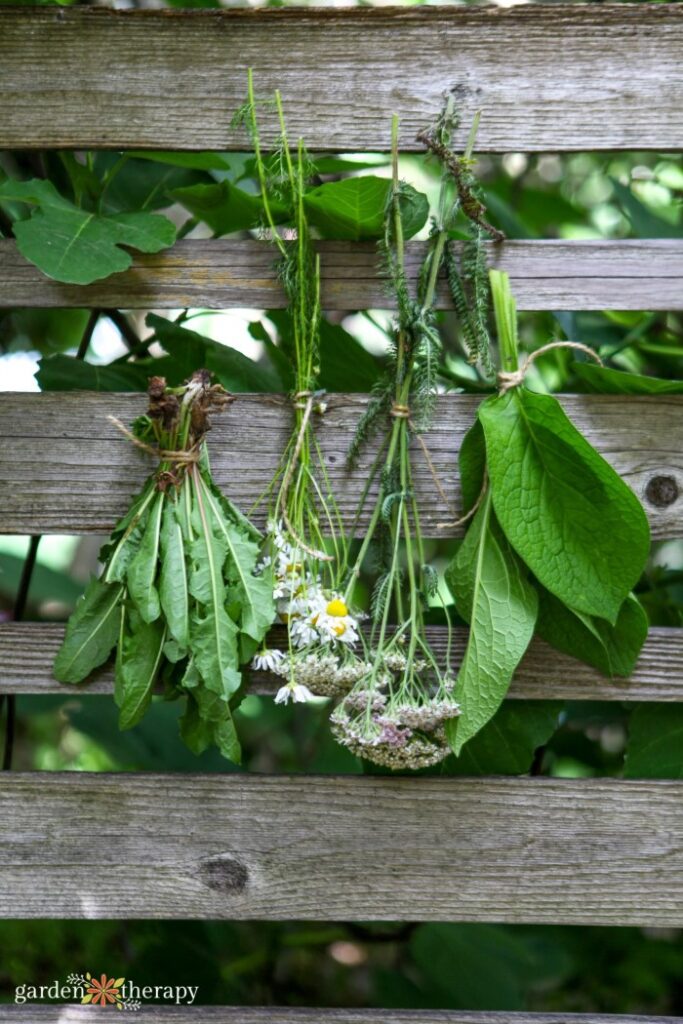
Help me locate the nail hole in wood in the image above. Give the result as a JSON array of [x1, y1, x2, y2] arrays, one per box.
[[645, 475, 679, 507], [200, 856, 248, 893]]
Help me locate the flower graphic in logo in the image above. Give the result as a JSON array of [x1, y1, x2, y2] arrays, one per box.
[[81, 973, 126, 1008]]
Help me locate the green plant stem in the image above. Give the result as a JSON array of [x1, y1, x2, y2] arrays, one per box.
[[248, 70, 286, 258], [490, 268, 519, 373]]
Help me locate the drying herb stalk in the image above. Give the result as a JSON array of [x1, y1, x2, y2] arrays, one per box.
[[330, 116, 464, 770], [243, 76, 367, 703]]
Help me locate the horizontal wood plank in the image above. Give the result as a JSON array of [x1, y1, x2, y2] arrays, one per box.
[[1, 392, 681, 537], [1, 774, 682, 924], [2, 7, 683, 152], [3, 239, 683, 312], [2, 623, 681, 704], [1, 1011, 678, 1024]]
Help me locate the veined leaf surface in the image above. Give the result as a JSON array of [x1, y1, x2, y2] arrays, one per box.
[[116, 615, 166, 731], [53, 579, 124, 684], [445, 491, 538, 754], [127, 491, 164, 623], [479, 388, 650, 624], [159, 495, 190, 651], [535, 587, 648, 678]]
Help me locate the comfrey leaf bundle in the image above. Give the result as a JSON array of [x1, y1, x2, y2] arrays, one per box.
[[54, 371, 275, 761], [445, 270, 651, 753]]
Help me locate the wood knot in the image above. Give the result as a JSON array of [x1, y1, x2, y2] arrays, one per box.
[[645, 475, 679, 508], [200, 856, 248, 893]]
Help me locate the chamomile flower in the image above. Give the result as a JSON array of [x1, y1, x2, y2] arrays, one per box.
[[252, 648, 285, 673], [290, 616, 320, 648], [313, 595, 360, 647], [274, 682, 315, 705]]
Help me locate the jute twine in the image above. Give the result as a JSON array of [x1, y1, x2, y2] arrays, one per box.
[[497, 340, 603, 394], [107, 415, 201, 464]]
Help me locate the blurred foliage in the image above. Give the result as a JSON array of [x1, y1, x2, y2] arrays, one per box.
[[1, 113, 682, 1014]]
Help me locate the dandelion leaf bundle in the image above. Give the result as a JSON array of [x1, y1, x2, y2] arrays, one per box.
[[54, 372, 275, 761]]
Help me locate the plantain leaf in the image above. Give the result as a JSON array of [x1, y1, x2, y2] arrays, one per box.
[[127, 492, 164, 623], [445, 491, 538, 754], [116, 612, 166, 730], [479, 388, 650, 624], [535, 586, 648, 678], [159, 495, 190, 651], [53, 579, 124, 684]]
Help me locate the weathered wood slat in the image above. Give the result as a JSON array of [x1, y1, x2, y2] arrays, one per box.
[[2, 622, 681, 704], [1, 393, 681, 537], [3, 239, 683, 312], [1, 774, 681, 924], [1, 1010, 678, 1024], [2, 7, 682, 152]]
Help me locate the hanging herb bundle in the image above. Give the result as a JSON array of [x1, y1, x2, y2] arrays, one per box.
[[327, 114, 486, 771], [240, 75, 368, 703], [53, 371, 275, 761], [445, 270, 651, 753]]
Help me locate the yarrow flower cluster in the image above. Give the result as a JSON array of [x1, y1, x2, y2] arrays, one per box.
[[330, 642, 461, 770]]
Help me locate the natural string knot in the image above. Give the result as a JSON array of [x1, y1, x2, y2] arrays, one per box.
[[293, 389, 313, 410], [390, 402, 411, 419], [293, 389, 327, 415], [497, 341, 603, 395], [107, 415, 201, 464]]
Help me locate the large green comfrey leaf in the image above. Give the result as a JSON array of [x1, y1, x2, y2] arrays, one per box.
[[458, 418, 487, 513], [445, 490, 538, 754], [478, 388, 650, 624], [0, 178, 176, 285], [536, 586, 648, 678], [53, 579, 124, 684]]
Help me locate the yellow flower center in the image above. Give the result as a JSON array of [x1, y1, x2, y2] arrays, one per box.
[[333, 623, 347, 637], [326, 598, 348, 618]]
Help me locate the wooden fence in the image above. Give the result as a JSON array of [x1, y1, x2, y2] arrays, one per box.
[[1, 5, 683, 1022]]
